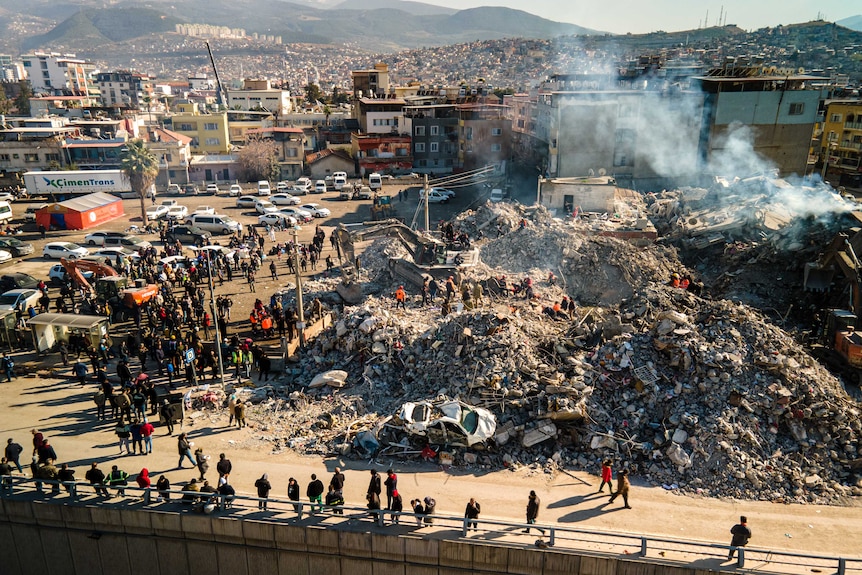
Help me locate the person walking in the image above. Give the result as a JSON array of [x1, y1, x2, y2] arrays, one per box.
[[177, 433, 195, 469], [216, 453, 232, 480], [5, 438, 23, 473], [608, 469, 632, 509], [307, 473, 324, 513], [160, 400, 174, 435], [255, 473, 272, 510], [234, 399, 246, 428], [598, 459, 613, 493], [194, 448, 210, 481], [141, 419, 154, 455], [465, 497, 481, 531], [524, 490, 545, 534], [728, 516, 752, 560], [2, 353, 15, 382], [384, 468, 398, 510]]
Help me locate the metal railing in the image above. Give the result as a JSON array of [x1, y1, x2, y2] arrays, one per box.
[[2, 476, 860, 575]]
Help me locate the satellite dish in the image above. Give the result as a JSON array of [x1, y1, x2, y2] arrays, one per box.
[[588, 169, 595, 176], [598, 168, 607, 176]]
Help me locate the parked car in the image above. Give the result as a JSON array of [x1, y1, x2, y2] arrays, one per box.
[[430, 187, 456, 199], [164, 224, 211, 246], [300, 203, 330, 218], [396, 399, 496, 447], [49, 264, 93, 285], [24, 204, 47, 222], [166, 184, 182, 195], [83, 231, 128, 246], [0, 238, 34, 257], [0, 273, 39, 291], [276, 181, 289, 192], [255, 199, 278, 214], [295, 178, 312, 194], [257, 181, 272, 196], [235, 195, 258, 209], [0, 192, 16, 203], [42, 242, 88, 259], [160, 199, 178, 208], [187, 213, 241, 235], [228, 184, 242, 197], [356, 186, 373, 200], [278, 207, 312, 222], [92, 247, 141, 264], [194, 205, 215, 215], [270, 193, 301, 206], [102, 236, 152, 250], [420, 189, 449, 203], [333, 172, 348, 191], [258, 213, 297, 227], [145, 205, 170, 220], [313, 180, 327, 194], [205, 183, 219, 195], [166, 205, 189, 221], [0, 289, 41, 312], [489, 188, 504, 203], [0, 250, 10, 264], [181, 183, 200, 195]]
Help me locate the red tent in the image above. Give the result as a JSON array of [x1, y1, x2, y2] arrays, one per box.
[[35, 192, 124, 231]]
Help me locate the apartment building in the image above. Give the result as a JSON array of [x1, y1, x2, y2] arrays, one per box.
[[21, 52, 95, 96], [94, 71, 153, 108], [820, 99, 862, 188], [164, 102, 230, 154]]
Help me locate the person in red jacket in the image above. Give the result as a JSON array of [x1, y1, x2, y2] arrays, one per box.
[[140, 419, 155, 455], [598, 459, 613, 493]]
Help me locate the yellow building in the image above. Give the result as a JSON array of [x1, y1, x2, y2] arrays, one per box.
[[166, 102, 230, 154], [821, 100, 862, 183]]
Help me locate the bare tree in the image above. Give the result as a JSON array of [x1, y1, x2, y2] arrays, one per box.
[[237, 136, 279, 182]]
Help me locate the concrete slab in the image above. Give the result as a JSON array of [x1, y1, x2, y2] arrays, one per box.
[[306, 526, 339, 555], [4, 498, 34, 523], [40, 528, 74, 575], [11, 523, 48, 575], [217, 543, 250, 575], [0, 524, 23, 575], [371, 532, 404, 563], [506, 546, 543, 574], [186, 542, 218, 574], [32, 500, 65, 527], [242, 519, 276, 547], [120, 508, 153, 535], [372, 562, 406, 575], [277, 549, 310, 575], [97, 532, 132, 575], [404, 537, 439, 565], [212, 515, 245, 544], [341, 557, 373, 575], [439, 539, 472, 569], [402, 566, 437, 575], [339, 530, 373, 558], [90, 506, 125, 530], [126, 537, 159, 575], [617, 560, 658, 575], [579, 555, 618, 575], [543, 551, 581, 575], [67, 530, 103, 575], [471, 543, 508, 571], [247, 548, 278, 572], [157, 539, 192, 575], [149, 511, 183, 538], [180, 512, 214, 541], [60, 505, 93, 529], [306, 554, 340, 575], [274, 524, 307, 552]]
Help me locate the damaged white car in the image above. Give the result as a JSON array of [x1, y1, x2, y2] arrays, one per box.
[[397, 399, 496, 447]]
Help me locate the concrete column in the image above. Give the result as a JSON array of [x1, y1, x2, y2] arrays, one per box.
[[371, 533, 404, 563], [156, 539, 191, 575], [39, 529, 73, 575], [471, 544, 508, 572], [439, 540, 472, 570], [0, 523, 23, 574], [127, 538, 160, 575], [578, 555, 619, 575], [404, 538, 439, 565], [505, 546, 544, 575], [542, 551, 581, 575]]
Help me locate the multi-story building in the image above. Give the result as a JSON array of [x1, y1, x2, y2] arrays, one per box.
[[403, 104, 459, 175], [62, 139, 127, 170], [458, 104, 511, 173], [21, 52, 95, 96], [820, 99, 862, 188], [351, 63, 390, 99], [246, 126, 306, 180], [0, 121, 80, 184], [188, 75, 212, 92], [143, 127, 192, 188], [94, 71, 153, 108], [226, 110, 274, 147], [227, 79, 292, 116], [351, 133, 412, 176], [163, 102, 230, 154], [354, 97, 406, 135]]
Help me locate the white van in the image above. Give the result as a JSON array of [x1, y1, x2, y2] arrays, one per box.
[[368, 173, 382, 191], [295, 178, 312, 194], [0, 201, 12, 224], [333, 172, 347, 191], [490, 189, 504, 203], [187, 213, 241, 235], [257, 181, 271, 196]]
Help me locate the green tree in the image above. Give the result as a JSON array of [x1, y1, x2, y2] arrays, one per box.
[[14, 82, 32, 115], [0, 85, 11, 115], [304, 83, 323, 105], [120, 139, 159, 225], [323, 104, 332, 125]]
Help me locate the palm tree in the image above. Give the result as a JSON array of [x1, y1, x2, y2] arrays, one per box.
[[120, 139, 159, 226]]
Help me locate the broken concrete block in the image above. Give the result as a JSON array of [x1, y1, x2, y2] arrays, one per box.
[[522, 423, 557, 447]]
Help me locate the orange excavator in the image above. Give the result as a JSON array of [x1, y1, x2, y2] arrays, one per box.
[[60, 258, 118, 292], [60, 257, 159, 311]]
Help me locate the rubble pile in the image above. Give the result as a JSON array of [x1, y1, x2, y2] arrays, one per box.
[[243, 199, 862, 505]]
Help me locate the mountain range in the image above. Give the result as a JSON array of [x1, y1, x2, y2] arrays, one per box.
[[5, 0, 597, 53], [837, 15, 862, 31]]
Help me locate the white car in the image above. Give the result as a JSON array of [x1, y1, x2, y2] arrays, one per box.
[[420, 189, 449, 203], [270, 193, 301, 206], [257, 181, 272, 196], [206, 183, 219, 195], [166, 205, 189, 221], [92, 247, 140, 263], [0, 289, 41, 312], [313, 180, 327, 194], [166, 184, 181, 195], [0, 250, 10, 264], [0, 192, 16, 202], [49, 263, 93, 284], [160, 199, 178, 208], [194, 205, 215, 215], [276, 181, 289, 192], [278, 207, 312, 222], [43, 242, 88, 259], [145, 205, 170, 220], [295, 177, 312, 192], [397, 399, 496, 447], [235, 195, 258, 209], [258, 213, 297, 227], [255, 199, 278, 214], [430, 187, 456, 199], [82, 231, 127, 247], [228, 184, 242, 197], [300, 203, 330, 218]]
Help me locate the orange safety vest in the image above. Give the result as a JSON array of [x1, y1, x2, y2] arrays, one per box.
[[395, 288, 405, 301], [261, 317, 272, 330]]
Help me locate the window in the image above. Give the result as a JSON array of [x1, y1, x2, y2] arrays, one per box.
[[465, 127, 473, 141], [178, 123, 194, 131], [789, 103, 804, 116], [490, 143, 501, 152], [414, 125, 425, 136], [204, 123, 218, 131], [286, 148, 298, 158], [45, 153, 60, 162], [24, 153, 39, 162], [830, 114, 842, 123], [491, 128, 502, 136], [0, 154, 9, 162], [414, 142, 425, 153], [205, 138, 220, 146], [430, 142, 439, 152], [430, 125, 439, 136]]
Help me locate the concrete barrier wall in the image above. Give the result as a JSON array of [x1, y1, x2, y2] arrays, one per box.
[[0, 499, 733, 575]]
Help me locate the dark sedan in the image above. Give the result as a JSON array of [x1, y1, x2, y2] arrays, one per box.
[[0, 237, 34, 257], [0, 273, 40, 292]]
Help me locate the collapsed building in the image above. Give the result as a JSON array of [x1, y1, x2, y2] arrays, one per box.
[[227, 192, 862, 506]]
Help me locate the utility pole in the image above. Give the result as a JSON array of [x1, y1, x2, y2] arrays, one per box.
[[423, 174, 430, 232], [204, 249, 225, 387], [291, 226, 306, 347]]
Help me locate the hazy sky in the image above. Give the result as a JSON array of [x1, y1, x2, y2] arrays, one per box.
[[425, 0, 858, 34]]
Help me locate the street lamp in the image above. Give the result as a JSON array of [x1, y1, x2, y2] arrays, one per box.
[[203, 249, 225, 387]]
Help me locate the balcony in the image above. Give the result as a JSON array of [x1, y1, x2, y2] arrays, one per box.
[[845, 121, 862, 131]]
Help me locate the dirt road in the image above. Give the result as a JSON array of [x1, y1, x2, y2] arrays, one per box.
[[1, 371, 860, 561]]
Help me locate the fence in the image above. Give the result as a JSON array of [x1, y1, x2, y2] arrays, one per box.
[[2, 475, 860, 575]]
